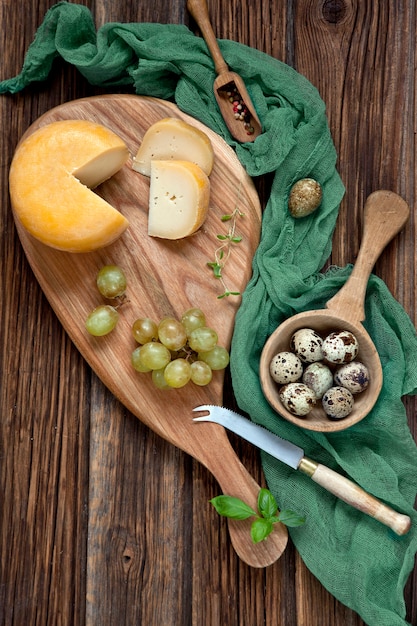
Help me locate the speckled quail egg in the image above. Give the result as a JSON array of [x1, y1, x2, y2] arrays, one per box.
[[322, 386, 354, 419], [322, 330, 359, 364], [290, 327, 324, 363], [269, 351, 303, 385], [302, 362, 334, 399], [334, 361, 369, 394], [279, 382, 316, 417], [288, 178, 322, 218]]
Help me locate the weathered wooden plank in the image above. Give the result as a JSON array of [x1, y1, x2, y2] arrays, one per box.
[[1, 1, 416, 625]]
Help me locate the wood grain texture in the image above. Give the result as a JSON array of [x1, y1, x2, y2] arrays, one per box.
[[1, 1, 416, 625], [11, 94, 290, 569]]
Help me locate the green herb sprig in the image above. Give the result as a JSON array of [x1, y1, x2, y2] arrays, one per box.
[[208, 179, 245, 298], [210, 488, 305, 543]]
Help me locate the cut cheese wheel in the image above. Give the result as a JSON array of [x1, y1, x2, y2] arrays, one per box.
[[148, 160, 210, 239], [132, 117, 214, 177], [9, 119, 130, 253]]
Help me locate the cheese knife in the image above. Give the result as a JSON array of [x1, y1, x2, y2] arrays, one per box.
[[193, 404, 412, 535]]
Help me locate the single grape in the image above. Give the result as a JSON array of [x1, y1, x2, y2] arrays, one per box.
[[139, 341, 171, 370], [96, 265, 127, 298], [188, 326, 218, 352], [152, 368, 171, 390], [190, 360, 213, 386], [198, 345, 230, 370], [131, 347, 152, 372], [132, 317, 158, 344], [158, 317, 187, 351], [181, 308, 206, 336], [163, 358, 191, 388], [85, 305, 119, 336]]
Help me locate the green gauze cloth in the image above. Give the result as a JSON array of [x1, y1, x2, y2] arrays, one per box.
[[2, 3, 417, 624]]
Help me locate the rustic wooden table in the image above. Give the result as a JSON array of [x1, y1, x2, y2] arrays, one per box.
[[1, 1, 416, 624]]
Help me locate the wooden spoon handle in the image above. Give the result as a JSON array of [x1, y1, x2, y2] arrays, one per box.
[[299, 458, 411, 535], [187, 0, 229, 75], [326, 190, 410, 321]]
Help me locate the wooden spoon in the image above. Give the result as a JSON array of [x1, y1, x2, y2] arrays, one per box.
[[187, 0, 262, 142], [11, 94, 287, 567], [260, 190, 410, 432]]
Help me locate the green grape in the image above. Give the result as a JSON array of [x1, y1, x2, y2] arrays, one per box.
[[198, 345, 230, 370], [190, 360, 213, 386], [139, 341, 171, 370], [181, 308, 206, 336], [131, 347, 152, 373], [158, 317, 187, 351], [152, 368, 171, 390], [96, 265, 127, 298], [132, 317, 158, 344], [188, 326, 218, 352], [85, 305, 119, 336], [163, 358, 191, 388]]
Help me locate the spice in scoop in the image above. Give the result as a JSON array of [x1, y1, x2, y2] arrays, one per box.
[[219, 82, 255, 136]]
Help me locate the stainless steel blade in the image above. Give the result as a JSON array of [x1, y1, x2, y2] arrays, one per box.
[[193, 405, 304, 470], [192, 405, 413, 536]]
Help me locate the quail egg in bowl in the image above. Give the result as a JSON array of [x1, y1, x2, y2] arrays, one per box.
[[259, 313, 383, 432]]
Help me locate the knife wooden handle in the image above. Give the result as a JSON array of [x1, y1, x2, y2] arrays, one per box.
[[299, 458, 412, 535]]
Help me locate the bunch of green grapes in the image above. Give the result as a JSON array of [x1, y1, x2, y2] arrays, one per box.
[[85, 265, 127, 336], [131, 308, 230, 389], [85, 267, 229, 391]]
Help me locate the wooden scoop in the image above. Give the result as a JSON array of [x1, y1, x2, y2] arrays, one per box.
[[11, 94, 287, 567], [187, 0, 262, 142], [260, 190, 410, 432]]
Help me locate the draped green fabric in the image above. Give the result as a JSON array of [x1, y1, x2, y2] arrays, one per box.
[[2, 3, 417, 624]]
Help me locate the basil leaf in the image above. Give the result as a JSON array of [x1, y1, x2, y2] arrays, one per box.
[[278, 509, 306, 527], [250, 518, 273, 543], [210, 496, 256, 520], [257, 488, 278, 519]]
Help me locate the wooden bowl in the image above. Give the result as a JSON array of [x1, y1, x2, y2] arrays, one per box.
[[259, 190, 410, 432], [260, 311, 382, 432]]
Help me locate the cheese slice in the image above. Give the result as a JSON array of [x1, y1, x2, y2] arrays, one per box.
[[132, 117, 214, 177], [9, 119, 130, 252], [148, 160, 210, 239]]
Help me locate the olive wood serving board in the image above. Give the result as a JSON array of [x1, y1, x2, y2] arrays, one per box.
[[11, 94, 288, 567]]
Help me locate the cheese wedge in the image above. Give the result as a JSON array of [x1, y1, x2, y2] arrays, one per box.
[[132, 117, 214, 177], [9, 119, 130, 252], [148, 160, 210, 239]]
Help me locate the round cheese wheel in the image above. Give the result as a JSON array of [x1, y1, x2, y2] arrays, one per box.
[[9, 119, 130, 252]]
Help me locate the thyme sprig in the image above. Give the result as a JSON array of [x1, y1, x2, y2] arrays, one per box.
[[208, 182, 245, 298]]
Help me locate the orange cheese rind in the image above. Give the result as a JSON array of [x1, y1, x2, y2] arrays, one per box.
[[9, 119, 130, 253]]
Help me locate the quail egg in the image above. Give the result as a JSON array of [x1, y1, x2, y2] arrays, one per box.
[[322, 330, 359, 364], [334, 361, 369, 394], [322, 386, 354, 419], [290, 328, 324, 363], [279, 382, 316, 417], [288, 178, 322, 218], [302, 362, 333, 399], [269, 351, 303, 385]]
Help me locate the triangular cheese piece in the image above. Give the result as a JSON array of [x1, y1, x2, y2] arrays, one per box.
[[148, 160, 210, 239], [132, 117, 214, 177]]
